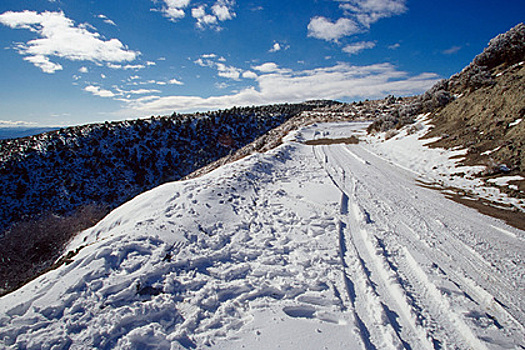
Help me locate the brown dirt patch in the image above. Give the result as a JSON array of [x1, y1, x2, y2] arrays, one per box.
[[305, 136, 359, 145], [417, 180, 525, 230]]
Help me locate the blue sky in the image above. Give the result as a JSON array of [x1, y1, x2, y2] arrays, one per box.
[[0, 0, 523, 127]]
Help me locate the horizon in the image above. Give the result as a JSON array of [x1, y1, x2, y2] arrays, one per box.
[[0, 0, 523, 128]]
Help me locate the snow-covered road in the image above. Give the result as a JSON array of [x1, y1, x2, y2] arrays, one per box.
[[0, 122, 523, 349]]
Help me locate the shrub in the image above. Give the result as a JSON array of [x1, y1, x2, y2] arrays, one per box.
[[0, 205, 107, 296], [474, 23, 525, 69]]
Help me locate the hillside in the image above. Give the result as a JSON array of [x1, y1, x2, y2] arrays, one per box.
[[0, 101, 335, 293], [424, 23, 525, 194], [368, 23, 525, 206]]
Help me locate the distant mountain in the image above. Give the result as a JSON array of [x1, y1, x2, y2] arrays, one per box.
[[0, 127, 58, 140]]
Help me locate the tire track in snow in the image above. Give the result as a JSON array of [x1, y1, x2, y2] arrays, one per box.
[[336, 143, 525, 348], [337, 192, 377, 350], [315, 145, 434, 350], [314, 143, 522, 349]]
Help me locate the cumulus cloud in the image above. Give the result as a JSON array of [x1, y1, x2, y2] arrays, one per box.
[[307, 16, 360, 42], [84, 85, 116, 98], [123, 62, 439, 115], [269, 41, 289, 53], [343, 41, 376, 55], [0, 11, 139, 73], [269, 42, 282, 52], [153, 0, 235, 29], [242, 70, 258, 79], [79, 66, 89, 73], [168, 78, 184, 85], [195, 54, 246, 80], [211, 0, 235, 21], [158, 0, 191, 21], [252, 62, 290, 74], [191, 0, 235, 29], [192, 6, 218, 28], [308, 0, 407, 43]]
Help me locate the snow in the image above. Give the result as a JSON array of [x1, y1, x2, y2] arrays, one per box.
[[487, 175, 524, 186], [508, 118, 522, 127], [1, 121, 524, 349], [364, 114, 525, 211]]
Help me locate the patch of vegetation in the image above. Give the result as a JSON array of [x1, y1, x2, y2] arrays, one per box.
[[0, 204, 107, 296]]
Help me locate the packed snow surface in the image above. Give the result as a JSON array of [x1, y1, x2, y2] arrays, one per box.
[[0, 121, 524, 349]]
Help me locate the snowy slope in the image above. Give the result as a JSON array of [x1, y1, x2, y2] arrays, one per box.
[[0, 121, 523, 349]]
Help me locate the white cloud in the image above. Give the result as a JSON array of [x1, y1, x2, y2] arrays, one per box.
[[269, 42, 290, 53], [269, 42, 282, 52], [0, 120, 38, 128], [343, 41, 376, 55], [0, 11, 139, 73], [125, 88, 161, 95], [158, 0, 191, 21], [191, 0, 235, 29], [123, 62, 439, 115], [195, 54, 245, 80], [339, 0, 407, 27], [216, 63, 242, 80], [308, 0, 407, 43], [252, 62, 290, 73], [388, 42, 401, 50], [242, 70, 258, 79], [211, 0, 235, 21], [307, 16, 360, 42], [107, 63, 146, 70], [442, 46, 461, 55], [84, 85, 116, 98], [97, 14, 116, 26], [168, 78, 184, 85], [79, 66, 88, 73], [192, 5, 218, 28], [154, 0, 235, 29], [23, 54, 63, 73], [215, 82, 229, 89]]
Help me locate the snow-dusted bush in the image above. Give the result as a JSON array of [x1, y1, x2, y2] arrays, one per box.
[[418, 79, 453, 112], [367, 100, 421, 133], [449, 64, 495, 92], [474, 22, 525, 69]]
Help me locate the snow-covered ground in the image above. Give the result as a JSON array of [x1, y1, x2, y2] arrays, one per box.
[[365, 115, 525, 212], [0, 121, 523, 349]]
